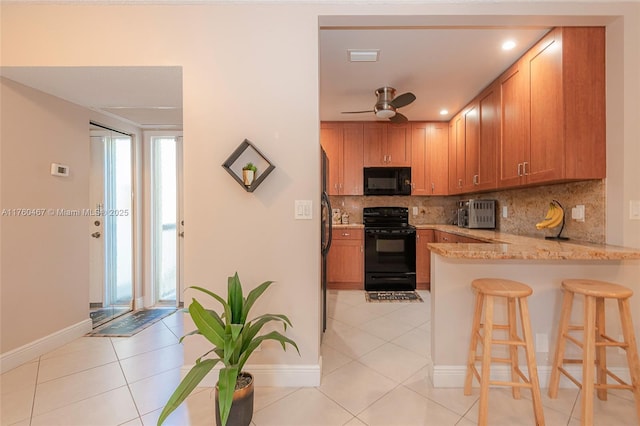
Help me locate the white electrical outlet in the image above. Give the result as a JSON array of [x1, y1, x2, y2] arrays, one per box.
[[412, 206, 418, 216], [571, 205, 585, 222], [502, 206, 508, 218]]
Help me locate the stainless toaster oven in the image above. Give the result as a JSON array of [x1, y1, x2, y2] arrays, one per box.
[[457, 199, 496, 229]]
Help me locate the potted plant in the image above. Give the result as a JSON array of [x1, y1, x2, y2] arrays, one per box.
[[157, 272, 299, 426], [241, 162, 257, 186]]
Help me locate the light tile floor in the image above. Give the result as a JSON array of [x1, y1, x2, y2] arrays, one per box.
[[2, 289, 638, 425]]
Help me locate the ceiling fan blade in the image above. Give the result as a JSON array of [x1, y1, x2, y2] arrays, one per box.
[[341, 110, 374, 114], [390, 92, 416, 109], [389, 112, 408, 123]]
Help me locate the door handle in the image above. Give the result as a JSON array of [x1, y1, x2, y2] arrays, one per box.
[[91, 231, 101, 238]]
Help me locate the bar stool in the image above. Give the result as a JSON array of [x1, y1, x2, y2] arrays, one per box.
[[464, 278, 545, 426], [548, 279, 640, 425]]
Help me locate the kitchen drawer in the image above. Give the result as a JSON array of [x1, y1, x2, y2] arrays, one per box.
[[434, 230, 456, 243], [332, 228, 363, 240]]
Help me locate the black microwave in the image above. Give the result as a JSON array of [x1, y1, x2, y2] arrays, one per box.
[[363, 167, 412, 196]]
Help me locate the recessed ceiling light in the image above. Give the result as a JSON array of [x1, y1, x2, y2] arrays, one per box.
[[439, 109, 448, 116], [348, 49, 380, 62], [502, 40, 516, 50]]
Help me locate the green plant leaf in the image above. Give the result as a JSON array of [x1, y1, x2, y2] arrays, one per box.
[[237, 330, 299, 372], [239, 314, 291, 353], [157, 358, 219, 426], [189, 285, 232, 325], [217, 366, 239, 426], [241, 280, 274, 323], [228, 273, 243, 324], [189, 299, 225, 348]]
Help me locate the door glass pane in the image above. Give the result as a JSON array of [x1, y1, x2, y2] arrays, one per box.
[[152, 137, 177, 302], [105, 135, 133, 306]]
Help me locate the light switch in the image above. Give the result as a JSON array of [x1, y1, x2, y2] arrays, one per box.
[[294, 200, 312, 220]]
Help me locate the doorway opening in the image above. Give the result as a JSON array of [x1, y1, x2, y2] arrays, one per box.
[[89, 123, 134, 328]]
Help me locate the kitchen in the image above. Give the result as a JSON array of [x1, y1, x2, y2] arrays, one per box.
[[320, 23, 640, 395]]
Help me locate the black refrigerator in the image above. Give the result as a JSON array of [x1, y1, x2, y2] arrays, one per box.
[[320, 149, 333, 333]]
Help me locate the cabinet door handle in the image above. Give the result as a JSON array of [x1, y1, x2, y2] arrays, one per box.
[[388, 155, 391, 163], [523, 162, 529, 176], [458, 178, 462, 188], [473, 175, 479, 185], [342, 232, 350, 236], [431, 183, 435, 193], [517, 163, 523, 177]]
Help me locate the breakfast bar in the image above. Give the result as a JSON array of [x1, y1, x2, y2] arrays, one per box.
[[424, 227, 640, 388]]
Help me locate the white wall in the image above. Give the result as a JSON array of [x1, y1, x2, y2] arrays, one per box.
[[1, 1, 639, 377], [1, 78, 91, 352]]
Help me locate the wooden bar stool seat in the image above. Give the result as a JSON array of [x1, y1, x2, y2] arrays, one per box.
[[464, 278, 545, 426], [548, 279, 640, 425]]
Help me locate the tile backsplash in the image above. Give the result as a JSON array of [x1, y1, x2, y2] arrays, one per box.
[[329, 179, 605, 243]]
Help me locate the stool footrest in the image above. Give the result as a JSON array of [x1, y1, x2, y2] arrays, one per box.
[[557, 367, 583, 389], [596, 334, 627, 348]]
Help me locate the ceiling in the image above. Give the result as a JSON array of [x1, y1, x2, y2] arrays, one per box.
[[0, 66, 183, 129], [319, 26, 550, 122], [0, 26, 551, 127]]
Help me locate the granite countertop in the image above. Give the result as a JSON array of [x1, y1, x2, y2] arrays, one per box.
[[416, 224, 640, 260], [332, 223, 364, 229]]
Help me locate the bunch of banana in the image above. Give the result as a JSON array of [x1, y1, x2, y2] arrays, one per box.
[[536, 202, 564, 229]]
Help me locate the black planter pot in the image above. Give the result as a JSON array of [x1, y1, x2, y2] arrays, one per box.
[[215, 372, 254, 426]]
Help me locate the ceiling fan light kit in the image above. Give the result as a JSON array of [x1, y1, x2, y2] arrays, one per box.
[[341, 86, 416, 123]]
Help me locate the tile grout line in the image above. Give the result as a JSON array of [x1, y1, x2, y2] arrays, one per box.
[[28, 356, 41, 426], [111, 336, 144, 425]]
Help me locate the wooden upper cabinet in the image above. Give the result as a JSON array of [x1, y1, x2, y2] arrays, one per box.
[[527, 28, 564, 184], [410, 123, 429, 195], [320, 122, 363, 195], [411, 122, 449, 196], [364, 122, 411, 166], [529, 27, 606, 182], [498, 26, 605, 189], [429, 122, 449, 195], [448, 113, 465, 194], [476, 83, 499, 191], [341, 123, 364, 195], [320, 122, 343, 196], [463, 102, 479, 192], [498, 60, 530, 188]]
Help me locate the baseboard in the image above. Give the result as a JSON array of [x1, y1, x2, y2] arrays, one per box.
[[1, 319, 92, 373], [134, 297, 145, 310], [430, 364, 632, 389], [181, 362, 322, 388]]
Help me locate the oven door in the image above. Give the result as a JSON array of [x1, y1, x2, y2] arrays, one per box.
[[364, 228, 416, 291]]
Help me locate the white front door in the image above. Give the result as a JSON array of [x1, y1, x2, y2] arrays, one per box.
[[89, 126, 134, 325]]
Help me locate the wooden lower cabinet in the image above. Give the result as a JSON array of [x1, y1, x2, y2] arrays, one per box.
[[434, 230, 483, 244], [327, 228, 363, 289], [416, 229, 435, 291]]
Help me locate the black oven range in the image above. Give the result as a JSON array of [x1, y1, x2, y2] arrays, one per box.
[[363, 207, 416, 291]]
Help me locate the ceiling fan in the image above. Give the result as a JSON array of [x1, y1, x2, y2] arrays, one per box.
[[341, 86, 416, 123]]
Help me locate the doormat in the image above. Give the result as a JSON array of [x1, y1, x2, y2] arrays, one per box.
[[365, 291, 423, 303], [90, 307, 130, 328], [87, 308, 177, 337]]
